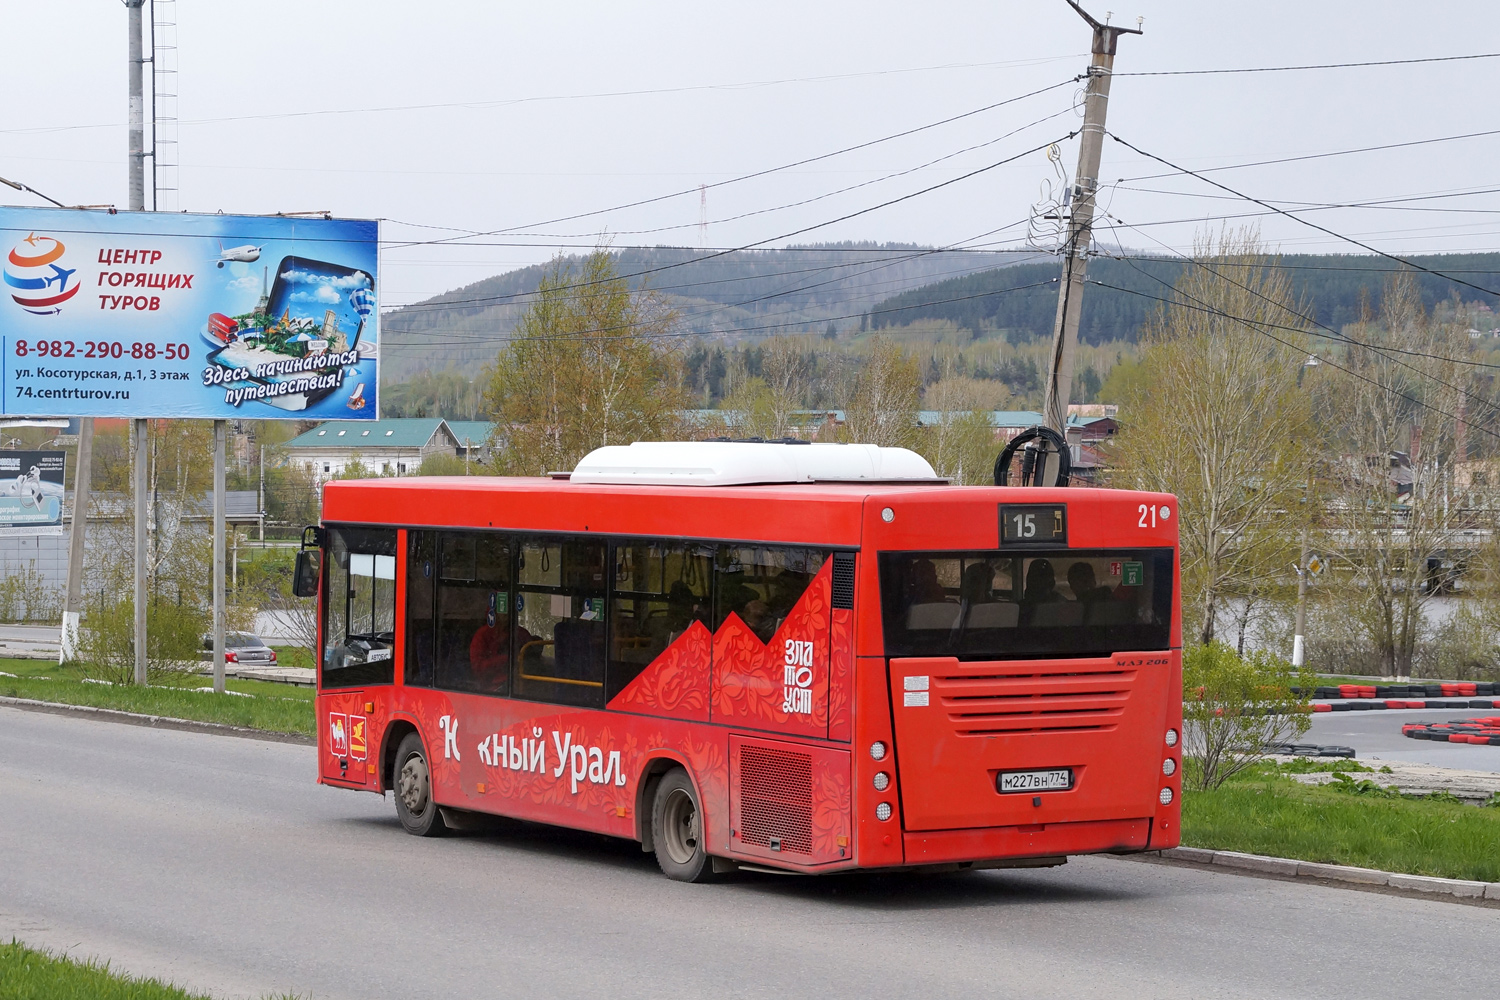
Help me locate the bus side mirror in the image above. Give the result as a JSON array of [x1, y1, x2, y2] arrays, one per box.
[[293, 550, 322, 598]]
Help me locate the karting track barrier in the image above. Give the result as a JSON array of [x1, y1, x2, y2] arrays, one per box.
[[1402, 718, 1500, 745]]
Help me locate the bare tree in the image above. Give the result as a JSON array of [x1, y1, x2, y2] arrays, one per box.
[[839, 338, 922, 448], [1108, 231, 1313, 645], [1314, 273, 1478, 678], [919, 367, 1007, 484]]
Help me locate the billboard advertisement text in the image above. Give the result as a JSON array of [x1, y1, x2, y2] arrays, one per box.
[[0, 450, 65, 535], [0, 207, 378, 420]]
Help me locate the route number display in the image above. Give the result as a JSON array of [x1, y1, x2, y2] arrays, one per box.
[[999, 503, 1067, 546]]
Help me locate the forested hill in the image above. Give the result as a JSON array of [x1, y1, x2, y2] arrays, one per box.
[[864, 253, 1500, 344], [381, 243, 1038, 380]]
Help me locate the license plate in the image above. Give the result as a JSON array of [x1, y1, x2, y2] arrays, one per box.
[[997, 768, 1073, 794]]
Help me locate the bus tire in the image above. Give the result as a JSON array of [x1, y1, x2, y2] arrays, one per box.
[[651, 767, 716, 883], [394, 732, 448, 838]]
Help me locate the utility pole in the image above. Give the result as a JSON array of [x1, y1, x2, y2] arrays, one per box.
[[127, 0, 149, 684], [213, 420, 226, 694], [59, 419, 93, 664], [1292, 526, 1309, 668], [1040, 3, 1141, 481]]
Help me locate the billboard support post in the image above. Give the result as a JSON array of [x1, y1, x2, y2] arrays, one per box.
[[60, 419, 94, 663], [133, 419, 147, 685], [213, 420, 226, 694]]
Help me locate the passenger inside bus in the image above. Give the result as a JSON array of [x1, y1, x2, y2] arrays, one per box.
[[469, 612, 533, 689], [1023, 559, 1063, 604], [1067, 561, 1113, 604]]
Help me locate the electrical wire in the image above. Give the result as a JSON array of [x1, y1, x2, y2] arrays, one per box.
[[1115, 52, 1500, 77], [0, 55, 1084, 136], [385, 134, 1070, 313], [382, 277, 1060, 349], [1096, 229, 1500, 416], [1087, 278, 1500, 444], [1115, 128, 1500, 184], [1107, 131, 1500, 301], [473, 105, 1076, 242], [390, 222, 1038, 347], [383, 79, 1080, 252]]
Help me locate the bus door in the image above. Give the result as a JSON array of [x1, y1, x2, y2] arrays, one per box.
[[318, 527, 398, 785]]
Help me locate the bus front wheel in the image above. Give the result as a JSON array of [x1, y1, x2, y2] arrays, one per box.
[[651, 768, 716, 882], [394, 732, 448, 838]]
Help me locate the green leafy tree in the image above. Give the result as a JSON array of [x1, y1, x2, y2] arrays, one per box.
[[484, 250, 687, 474], [1182, 642, 1314, 790]]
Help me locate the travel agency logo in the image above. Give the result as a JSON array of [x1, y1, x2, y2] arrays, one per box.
[[4, 232, 80, 315]]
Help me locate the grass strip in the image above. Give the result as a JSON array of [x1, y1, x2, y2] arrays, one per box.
[[0, 660, 313, 738], [0, 939, 210, 1000], [1182, 771, 1500, 882]]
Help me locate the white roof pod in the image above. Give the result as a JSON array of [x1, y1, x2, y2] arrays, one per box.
[[570, 441, 944, 487]]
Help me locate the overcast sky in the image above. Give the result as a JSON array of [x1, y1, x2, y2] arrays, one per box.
[[4, 1, 1500, 305]]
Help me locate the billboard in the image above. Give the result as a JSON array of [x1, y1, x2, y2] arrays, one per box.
[[0, 450, 65, 535], [0, 207, 378, 420]]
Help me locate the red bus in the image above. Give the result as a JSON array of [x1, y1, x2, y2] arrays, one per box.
[[300, 441, 1181, 881]]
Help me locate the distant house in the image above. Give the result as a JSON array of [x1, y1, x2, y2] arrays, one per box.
[[445, 420, 497, 464], [282, 418, 463, 477]]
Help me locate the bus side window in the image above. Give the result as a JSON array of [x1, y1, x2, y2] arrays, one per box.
[[321, 526, 397, 689], [513, 537, 607, 708], [404, 531, 436, 688], [433, 531, 513, 697], [608, 541, 711, 700], [713, 545, 826, 643]]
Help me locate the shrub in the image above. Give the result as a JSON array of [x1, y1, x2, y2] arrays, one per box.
[[78, 597, 209, 685], [1182, 642, 1314, 790]]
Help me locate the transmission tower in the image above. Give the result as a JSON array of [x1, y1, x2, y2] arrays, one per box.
[[151, 0, 179, 211]]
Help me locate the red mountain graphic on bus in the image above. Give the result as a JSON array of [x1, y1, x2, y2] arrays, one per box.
[[608, 561, 832, 739]]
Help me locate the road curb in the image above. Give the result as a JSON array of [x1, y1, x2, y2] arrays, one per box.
[[0, 695, 313, 745], [1148, 846, 1499, 903]]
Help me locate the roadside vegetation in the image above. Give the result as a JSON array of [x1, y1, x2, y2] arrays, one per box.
[[1181, 760, 1500, 883], [0, 939, 307, 1000], [0, 657, 313, 738]]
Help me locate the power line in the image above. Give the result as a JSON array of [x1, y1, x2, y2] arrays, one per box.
[[383, 79, 1078, 252], [1115, 128, 1500, 184], [1096, 234, 1500, 414], [478, 106, 1076, 242], [1115, 51, 1500, 77], [383, 277, 1061, 349], [1107, 131, 1500, 301], [0, 55, 1084, 136], [386, 134, 1069, 313], [1088, 278, 1500, 443]]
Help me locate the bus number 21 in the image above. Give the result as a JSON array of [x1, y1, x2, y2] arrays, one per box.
[[1138, 504, 1171, 528]]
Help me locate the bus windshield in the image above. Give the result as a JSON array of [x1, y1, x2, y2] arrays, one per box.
[[878, 548, 1173, 659]]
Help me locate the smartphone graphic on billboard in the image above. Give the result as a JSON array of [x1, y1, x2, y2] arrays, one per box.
[[204, 255, 375, 413]]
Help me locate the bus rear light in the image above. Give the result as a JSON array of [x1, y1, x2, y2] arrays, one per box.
[[873, 771, 890, 791], [1165, 729, 1178, 747], [875, 802, 893, 821], [869, 741, 887, 761], [1159, 787, 1174, 806], [1162, 758, 1177, 776]]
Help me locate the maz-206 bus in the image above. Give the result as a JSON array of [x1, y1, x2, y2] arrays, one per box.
[[297, 440, 1182, 882]]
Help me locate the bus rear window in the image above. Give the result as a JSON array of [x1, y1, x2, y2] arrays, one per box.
[[879, 549, 1173, 659]]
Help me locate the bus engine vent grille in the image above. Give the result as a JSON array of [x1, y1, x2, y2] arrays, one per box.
[[831, 552, 855, 610], [737, 743, 813, 855]]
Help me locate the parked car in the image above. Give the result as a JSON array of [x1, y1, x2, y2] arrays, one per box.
[[200, 632, 278, 665]]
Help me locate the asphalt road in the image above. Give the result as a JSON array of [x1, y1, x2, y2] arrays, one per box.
[[1309, 707, 1500, 771], [3, 707, 1499, 1000]]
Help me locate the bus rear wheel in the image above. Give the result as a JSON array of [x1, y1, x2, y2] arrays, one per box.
[[651, 767, 716, 882], [394, 732, 448, 837]]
